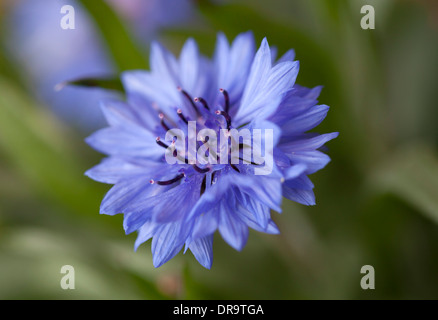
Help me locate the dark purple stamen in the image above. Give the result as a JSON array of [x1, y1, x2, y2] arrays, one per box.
[[150, 173, 185, 186], [220, 88, 230, 113], [239, 157, 261, 166], [230, 164, 241, 173], [215, 110, 232, 129], [194, 97, 210, 111], [156, 137, 169, 149], [193, 165, 210, 174], [177, 109, 188, 124], [159, 113, 170, 131], [178, 86, 199, 114], [200, 175, 207, 196]]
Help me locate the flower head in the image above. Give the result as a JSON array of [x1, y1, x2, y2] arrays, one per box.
[[86, 32, 338, 269]]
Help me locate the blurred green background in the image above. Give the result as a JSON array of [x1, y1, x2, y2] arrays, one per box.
[[1, 0, 438, 299]]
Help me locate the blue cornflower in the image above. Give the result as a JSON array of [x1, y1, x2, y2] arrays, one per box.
[[86, 32, 338, 269]]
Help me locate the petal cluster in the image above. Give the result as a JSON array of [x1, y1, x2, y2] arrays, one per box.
[[86, 32, 338, 268]]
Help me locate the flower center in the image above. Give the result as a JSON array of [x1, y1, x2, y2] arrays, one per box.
[[150, 87, 234, 187]]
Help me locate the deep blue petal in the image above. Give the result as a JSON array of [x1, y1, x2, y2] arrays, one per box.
[[234, 189, 271, 229], [122, 71, 182, 122], [187, 235, 214, 269], [100, 177, 156, 216], [275, 49, 296, 64], [235, 37, 272, 124], [214, 32, 257, 116], [85, 126, 163, 159], [218, 200, 249, 251], [269, 97, 319, 125], [293, 84, 323, 99], [279, 132, 339, 152], [85, 157, 162, 184], [179, 38, 201, 95], [227, 172, 283, 213], [284, 163, 308, 180], [236, 58, 299, 124], [287, 150, 331, 174], [134, 220, 156, 251], [151, 222, 185, 268], [150, 41, 179, 85], [100, 99, 143, 128], [283, 186, 316, 206], [150, 180, 201, 223], [283, 175, 316, 206], [191, 210, 219, 241], [281, 105, 330, 136]]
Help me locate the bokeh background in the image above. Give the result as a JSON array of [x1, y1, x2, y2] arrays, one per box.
[[1, 0, 438, 299]]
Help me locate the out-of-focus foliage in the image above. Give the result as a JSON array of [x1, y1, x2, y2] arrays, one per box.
[[0, 0, 438, 299]]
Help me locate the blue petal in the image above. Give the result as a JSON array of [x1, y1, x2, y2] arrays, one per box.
[[234, 189, 271, 229], [214, 32, 256, 106], [241, 38, 271, 99], [150, 41, 179, 85], [187, 171, 231, 221], [152, 222, 185, 268], [279, 132, 339, 152], [293, 84, 323, 99], [284, 163, 308, 180], [187, 235, 214, 269], [218, 200, 249, 251], [85, 157, 161, 184], [283, 175, 316, 206], [134, 221, 156, 251], [214, 32, 230, 74], [239, 213, 280, 234], [150, 181, 201, 223], [247, 119, 282, 148], [235, 37, 272, 124], [235, 197, 281, 233], [191, 210, 219, 241], [269, 96, 319, 125], [85, 126, 163, 158], [270, 46, 278, 63], [229, 172, 283, 213], [100, 99, 143, 128], [100, 178, 156, 216], [123, 209, 155, 235], [237, 59, 300, 124], [286, 175, 315, 190], [276, 49, 296, 64], [179, 38, 201, 96], [122, 71, 182, 122], [265, 61, 299, 96], [283, 187, 316, 206], [281, 105, 330, 136], [287, 151, 331, 174], [122, 176, 202, 234], [225, 31, 255, 107], [125, 91, 167, 131], [264, 220, 280, 234], [274, 148, 291, 169]]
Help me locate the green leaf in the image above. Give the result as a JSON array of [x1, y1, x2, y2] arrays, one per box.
[[78, 0, 147, 71], [368, 143, 438, 224]]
